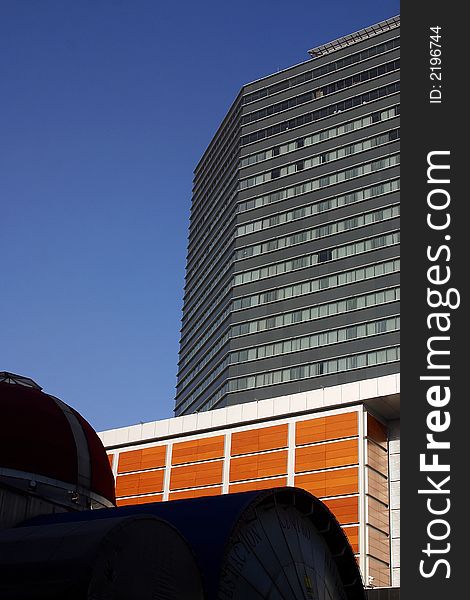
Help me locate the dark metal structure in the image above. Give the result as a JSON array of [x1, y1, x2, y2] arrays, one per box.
[[0, 515, 204, 599], [23, 487, 365, 600]]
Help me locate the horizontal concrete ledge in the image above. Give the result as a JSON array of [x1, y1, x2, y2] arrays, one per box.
[[98, 374, 400, 449]]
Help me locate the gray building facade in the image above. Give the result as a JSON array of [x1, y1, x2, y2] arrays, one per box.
[[176, 16, 400, 416]]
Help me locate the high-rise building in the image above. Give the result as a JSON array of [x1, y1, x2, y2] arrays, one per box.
[[98, 17, 401, 591], [175, 16, 400, 416]]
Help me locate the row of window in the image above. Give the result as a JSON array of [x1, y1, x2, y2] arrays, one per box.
[[241, 59, 399, 126], [179, 257, 400, 387], [182, 225, 399, 368], [175, 338, 232, 409], [240, 81, 400, 147], [237, 178, 400, 237], [231, 286, 400, 338], [240, 105, 399, 168], [194, 97, 243, 187], [177, 282, 401, 413], [182, 262, 234, 342], [180, 294, 230, 360], [227, 346, 400, 393], [183, 193, 236, 319], [182, 262, 231, 336], [184, 180, 399, 322], [234, 230, 399, 286], [230, 316, 400, 365], [186, 182, 237, 272], [177, 312, 401, 406], [187, 175, 400, 328], [190, 174, 237, 246], [176, 350, 230, 405], [178, 301, 401, 413], [189, 98, 400, 271], [179, 303, 231, 370], [193, 111, 400, 262], [239, 153, 400, 213], [184, 232, 234, 306], [235, 205, 399, 262], [184, 251, 233, 313], [177, 327, 230, 394], [239, 128, 399, 190], [183, 237, 234, 329], [243, 37, 400, 105], [178, 304, 231, 370], [233, 258, 400, 311], [193, 54, 400, 262], [192, 129, 241, 217], [190, 151, 239, 243], [200, 345, 400, 412]]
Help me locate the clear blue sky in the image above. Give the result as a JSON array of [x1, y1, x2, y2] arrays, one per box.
[[0, 0, 399, 431]]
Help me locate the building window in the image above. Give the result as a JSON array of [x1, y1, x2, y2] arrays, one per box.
[[319, 249, 333, 263]]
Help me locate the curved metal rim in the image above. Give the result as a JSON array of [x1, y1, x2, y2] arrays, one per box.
[[222, 486, 365, 600], [0, 467, 115, 509]]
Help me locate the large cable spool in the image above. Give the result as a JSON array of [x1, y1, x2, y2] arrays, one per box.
[[0, 514, 204, 599], [24, 487, 365, 600]]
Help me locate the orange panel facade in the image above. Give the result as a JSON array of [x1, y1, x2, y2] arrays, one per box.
[[169, 486, 222, 501], [116, 494, 163, 507], [295, 438, 358, 473], [296, 413, 358, 446], [294, 467, 359, 497], [231, 424, 288, 456], [117, 449, 141, 474], [117, 445, 166, 474], [229, 477, 288, 493], [230, 450, 288, 482], [115, 469, 165, 497], [103, 404, 396, 586], [343, 526, 359, 553], [172, 435, 224, 465], [116, 497, 137, 507], [170, 460, 223, 490], [323, 496, 359, 525]]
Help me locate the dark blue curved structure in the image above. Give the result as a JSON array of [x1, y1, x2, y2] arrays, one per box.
[[23, 487, 365, 600], [1, 514, 204, 599]]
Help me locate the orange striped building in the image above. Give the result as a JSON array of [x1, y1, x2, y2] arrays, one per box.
[[99, 374, 400, 589]]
